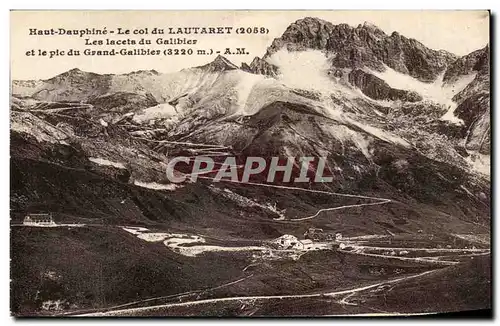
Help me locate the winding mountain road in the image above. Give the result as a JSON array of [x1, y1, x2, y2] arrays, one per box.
[[146, 143, 395, 222], [78, 269, 439, 316], [196, 176, 393, 222]]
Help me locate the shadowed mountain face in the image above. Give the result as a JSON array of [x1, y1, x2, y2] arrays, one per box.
[[447, 46, 490, 154], [347, 69, 422, 102], [10, 17, 490, 316]]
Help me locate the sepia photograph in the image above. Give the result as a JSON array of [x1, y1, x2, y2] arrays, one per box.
[[9, 10, 491, 317]]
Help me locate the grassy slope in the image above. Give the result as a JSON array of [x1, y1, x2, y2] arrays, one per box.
[[10, 226, 248, 316], [106, 255, 490, 316], [358, 254, 491, 313]]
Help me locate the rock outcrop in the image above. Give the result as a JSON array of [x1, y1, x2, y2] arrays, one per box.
[[348, 69, 422, 102], [198, 55, 239, 72], [242, 57, 279, 77], [447, 46, 490, 154]]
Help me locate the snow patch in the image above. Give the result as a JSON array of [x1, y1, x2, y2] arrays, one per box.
[[122, 226, 267, 257], [119, 226, 266, 258], [122, 226, 150, 235], [368, 65, 476, 125], [137, 233, 174, 242], [136, 232, 202, 243], [99, 118, 108, 127], [267, 49, 336, 94], [132, 103, 177, 123], [234, 72, 266, 110], [133, 180, 184, 191], [440, 106, 465, 125], [369, 66, 476, 105], [163, 234, 265, 257], [464, 153, 490, 177], [170, 244, 266, 257], [89, 157, 126, 169]]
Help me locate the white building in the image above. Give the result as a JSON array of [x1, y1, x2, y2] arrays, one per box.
[[272, 235, 328, 251], [23, 213, 56, 227], [300, 239, 314, 250], [272, 234, 304, 250]]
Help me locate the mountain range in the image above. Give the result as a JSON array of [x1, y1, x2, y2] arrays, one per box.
[[10, 17, 490, 315]]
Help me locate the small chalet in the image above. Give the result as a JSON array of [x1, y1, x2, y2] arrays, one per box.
[[23, 213, 56, 227]]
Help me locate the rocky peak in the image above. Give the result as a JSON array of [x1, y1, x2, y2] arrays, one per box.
[[361, 21, 386, 34], [247, 57, 279, 77], [46, 68, 101, 83], [443, 45, 489, 83], [258, 17, 458, 82], [264, 17, 336, 56], [126, 69, 160, 76], [198, 55, 239, 72]]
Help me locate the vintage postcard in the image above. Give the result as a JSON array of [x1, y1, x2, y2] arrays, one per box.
[[10, 10, 491, 317]]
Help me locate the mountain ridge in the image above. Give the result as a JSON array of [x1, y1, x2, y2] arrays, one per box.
[[10, 17, 490, 182]]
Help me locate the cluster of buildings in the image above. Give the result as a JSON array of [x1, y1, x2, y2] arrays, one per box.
[[269, 227, 344, 252], [270, 232, 337, 251], [271, 234, 315, 250]]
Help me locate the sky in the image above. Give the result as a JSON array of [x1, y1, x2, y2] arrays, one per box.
[[10, 10, 490, 80]]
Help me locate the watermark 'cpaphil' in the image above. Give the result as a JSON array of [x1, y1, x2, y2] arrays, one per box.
[[166, 156, 334, 184]]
